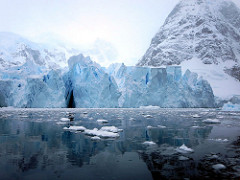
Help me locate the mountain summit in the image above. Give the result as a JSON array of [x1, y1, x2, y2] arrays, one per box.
[[137, 0, 240, 98]]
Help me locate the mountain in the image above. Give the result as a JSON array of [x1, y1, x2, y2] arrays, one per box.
[[137, 0, 240, 99]]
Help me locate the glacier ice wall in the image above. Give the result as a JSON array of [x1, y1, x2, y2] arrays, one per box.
[[107, 63, 215, 108], [64, 54, 120, 108]]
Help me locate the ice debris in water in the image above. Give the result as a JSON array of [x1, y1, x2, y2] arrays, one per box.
[[143, 141, 157, 146], [212, 164, 226, 170], [158, 125, 166, 128], [176, 144, 194, 153], [208, 138, 229, 142], [144, 115, 153, 118], [84, 128, 119, 138], [192, 114, 201, 118], [202, 119, 221, 124], [91, 136, 101, 140], [97, 119, 109, 123], [100, 126, 123, 133], [63, 126, 86, 131], [178, 156, 189, 161], [60, 118, 70, 122], [139, 105, 160, 109]]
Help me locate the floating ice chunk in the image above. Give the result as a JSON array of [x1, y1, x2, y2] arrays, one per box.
[[129, 117, 135, 121], [97, 119, 109, 123], [56, 122, 67, 125], [212, 164, 226, 170], [82, 112, 88, 114], [192, 114, 201, 118], [178, 156, 189, 161], [144, 115, 153, 118], [202, 119, 221, 124], [191, 126, 200, 129], [63, 126, 86, 131], [176, 144, 194, 153], [60, 118, 70, 122], [158, 125, 166, 128], [100, 126, 123, 133], [140, 105, 160, 109], [143, 141, 156, 145], [208, 138, 229, 142], [84, 128, 119, 138], [147, 125, 154, 129], [91, 136, 101, 140]]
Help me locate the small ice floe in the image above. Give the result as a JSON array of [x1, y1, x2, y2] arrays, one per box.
[[208, 138, 229, 142], [144, 115, 153, 118], [84, 128, 119, 138], [202, 119, 221, 124], [100, 126, 123, 133], [176, 144, 194, 153], [91, 136, 101, 140], [56, 122, 68, 125], [143, 141, 156, 146], [129, 117, 135, 121], [191, 125, 200, 129], [178, 156, 189, 161], [140, 105, 160, 110], [192, 114, 201, 118], [158, 125, 166, 128], [60, 118, 70, 122], [147, 125, 154, 129], [82, 112, 88, 114], [63, 126, 86, 131], [97, 119, 109, 123], [212, 164, 226, 170]]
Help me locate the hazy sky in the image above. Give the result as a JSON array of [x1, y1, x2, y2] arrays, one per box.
[[0, 0, 239, 66]]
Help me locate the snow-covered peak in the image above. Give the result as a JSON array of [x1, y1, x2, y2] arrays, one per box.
[[137, 0, 240, 99]]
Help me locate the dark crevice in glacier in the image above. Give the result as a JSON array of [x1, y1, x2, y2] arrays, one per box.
[[67, 90, 75, 108]]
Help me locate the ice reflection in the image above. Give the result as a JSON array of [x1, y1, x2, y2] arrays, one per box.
[[0, 108, 239, 179]]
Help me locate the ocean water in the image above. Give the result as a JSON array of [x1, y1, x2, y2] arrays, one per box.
[[0, 108, 239, 180]]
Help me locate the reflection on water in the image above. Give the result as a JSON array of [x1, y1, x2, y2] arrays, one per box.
[[0, 108, 239, 179]]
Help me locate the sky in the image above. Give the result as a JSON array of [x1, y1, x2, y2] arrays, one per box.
[[0, 0, 239, 66]]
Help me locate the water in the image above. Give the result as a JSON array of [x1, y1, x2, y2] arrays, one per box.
[[0, 108, 239, 180]]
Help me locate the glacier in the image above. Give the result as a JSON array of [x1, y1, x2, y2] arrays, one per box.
[[0, 52, 216, 108], [107, 63, 215, 108]]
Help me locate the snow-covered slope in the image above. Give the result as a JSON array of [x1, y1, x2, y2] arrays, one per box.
[[0, 32, 72, 70], [137, 0, 240, 99]]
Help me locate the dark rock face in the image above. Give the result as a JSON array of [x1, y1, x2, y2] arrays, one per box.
[[137, 0, 240, 80]]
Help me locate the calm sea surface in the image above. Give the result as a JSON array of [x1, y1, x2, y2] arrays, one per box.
[[0, 108, 239, 180]]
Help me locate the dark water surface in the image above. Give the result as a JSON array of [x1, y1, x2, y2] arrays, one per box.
[[0, 108, 239, 180]]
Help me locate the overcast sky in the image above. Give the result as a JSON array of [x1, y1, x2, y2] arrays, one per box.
[[0, 0, 239, 66]]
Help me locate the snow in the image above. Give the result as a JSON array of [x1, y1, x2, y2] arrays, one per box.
[[212, 164, 226, 170], [203, 119, 221, 124], [176, 144, 194, 153], [63, 126, 86, 131], [181, 59, 240, 99], [143, 141, 157, 146], [222, 103, 240, 111], [84, 128, 120, 138]]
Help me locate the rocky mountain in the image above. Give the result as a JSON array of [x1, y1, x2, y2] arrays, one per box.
[[137, 0, 240, 98]]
